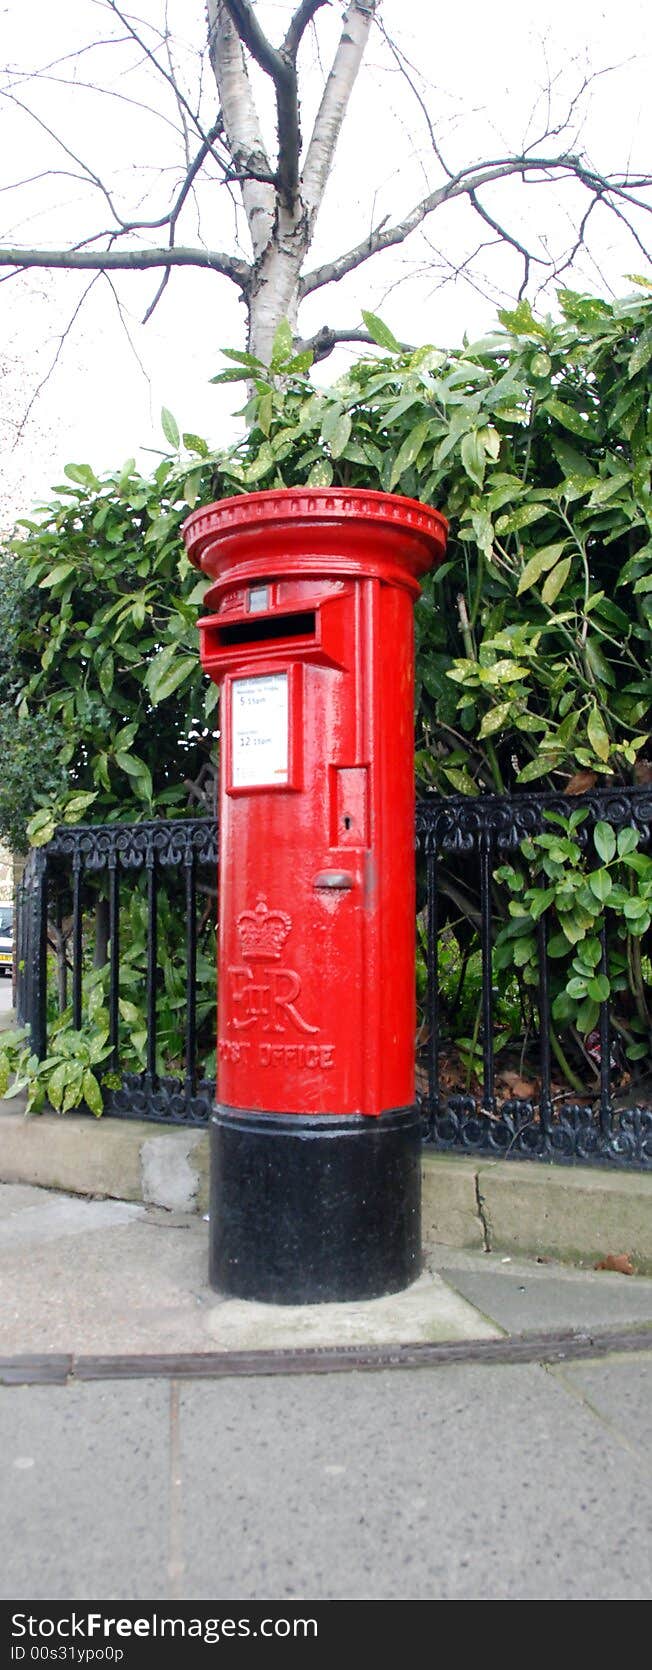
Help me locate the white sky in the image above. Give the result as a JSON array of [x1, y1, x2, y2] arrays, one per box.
[[1, 0, 651, 521]]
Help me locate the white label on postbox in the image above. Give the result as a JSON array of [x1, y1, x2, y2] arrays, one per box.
[[231, 672, 289, 787]]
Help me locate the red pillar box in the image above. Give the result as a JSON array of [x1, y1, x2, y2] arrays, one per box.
[[183, 488, 447, 1302]]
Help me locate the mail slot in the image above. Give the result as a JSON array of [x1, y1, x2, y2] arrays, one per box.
[[183, 486, 448, 1303]]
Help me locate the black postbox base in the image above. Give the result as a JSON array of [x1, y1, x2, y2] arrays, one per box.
[[209, 1104, 422, 1304]]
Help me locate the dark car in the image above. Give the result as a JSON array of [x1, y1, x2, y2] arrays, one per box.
[[0, 904, 13, 978]]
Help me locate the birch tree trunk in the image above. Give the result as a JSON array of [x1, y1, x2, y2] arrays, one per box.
[[208, 0, 380, 362]]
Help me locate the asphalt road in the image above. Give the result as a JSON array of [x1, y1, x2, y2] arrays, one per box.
[[0, 980, 13, 1013]]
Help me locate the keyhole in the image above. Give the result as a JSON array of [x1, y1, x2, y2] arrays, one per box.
[[343, 815, 352, 831]]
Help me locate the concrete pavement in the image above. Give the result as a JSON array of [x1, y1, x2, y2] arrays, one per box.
[[4, 1351, 652, 1601], [1, 1178, 651, 1600]]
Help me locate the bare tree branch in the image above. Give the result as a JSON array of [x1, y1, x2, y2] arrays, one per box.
[[0, 245, 251, 284], [12, 273, 102, 445], [283, 1, 331, 60], [104, 0, 215, 154], [300, 152, 652, 297], [467, 189, 536, 299], [299, 322, 413, 361], [374, 12, 453, 179]]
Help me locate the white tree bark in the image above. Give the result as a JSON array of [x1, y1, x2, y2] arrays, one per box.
[[207, 0, 276, 262], [232, 0, 380, 361], [302, 1, 380, 232]]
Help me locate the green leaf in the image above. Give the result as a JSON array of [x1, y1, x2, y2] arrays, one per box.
[[46, 1062, 69, 1112], [146, 653, 197, 706], [587, 706, 610, 762], [285, 349, 314, 376], [541, 556, 572, 606], [550, 439, 594, 479], [583, 638, 616, 689], [460, 430, 486, 488], [628, 327, 652, 377], [257, 392, 273, 436], [183, 470, 202, 508], [498, 299, 546, 338], [527, 887, 556, 920], [361, 310, 402, 353], [220, 348, 264, 368], [587, 974, 610, 1003], [623, 895, 650, 920], [62, 791, 98, 823], [594, 822, 616, 863], [63, 462, 101, 489], [307, 458, 333, 487], [161, 407, 180, 449], [548, 932, 572, 957], [209, 367, 252, 384], [182, 432, 209, 457], [478, 701, 514, 738], [270, 319, 294, 368], [114, 752, 153, 802], [617, 827, 639, 857], [38, 562, 75, 589], [516, 544, 567, 594], [82, 1069, 104, 1118], [327, 413, 352, 459], [98, 653, 114, 699], [588, 471, 631, 506], [516, 757, 558, 784], [530, 351, 552, 377], [442, 767, 479, 796], [588, 868, 612, 902], [544, 397, 598, 438], [575, 998, 600, 1034], [496, 503, 549, 535], [389, 422, 431, 489], [26, 809, 56, 847], [119, 999, 144, 1026]]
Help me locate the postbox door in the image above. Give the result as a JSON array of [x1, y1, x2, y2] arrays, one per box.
[[215, 573, 415, 1120]]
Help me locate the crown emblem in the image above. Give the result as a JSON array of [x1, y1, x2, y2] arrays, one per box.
[[236, 895, 292, 961]]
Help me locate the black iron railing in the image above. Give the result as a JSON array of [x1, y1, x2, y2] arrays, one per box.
[[16, 819, 218, 1126], [417, 787, 652, 1168], [13, 790, 652, 1167]]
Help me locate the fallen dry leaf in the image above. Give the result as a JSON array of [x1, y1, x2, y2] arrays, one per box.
[[564, 770, 598, 795], [499, 1071, 537, 1099], [595, 1253, 635, 1275]]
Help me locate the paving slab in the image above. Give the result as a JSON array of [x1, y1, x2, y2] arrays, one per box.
[[428, 1245, 652, 1335], [1, 1381, 171, 1600], [175, 1360, 652, 1600], [549, 1353, 652, 1458], [0, 1182, 499, 1357]]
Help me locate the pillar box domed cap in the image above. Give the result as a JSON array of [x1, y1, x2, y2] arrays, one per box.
[[183, 486, 448, 596]]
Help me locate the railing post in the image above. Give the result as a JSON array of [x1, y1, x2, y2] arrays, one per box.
[[14, 879, 25, 1025], [184, 841, 197, 1097], [145, 839, 158, 1085], [27, 849, 48, 1061]]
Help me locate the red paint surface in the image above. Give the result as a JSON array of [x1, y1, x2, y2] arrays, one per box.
[[183, 488, 447, 1117]]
